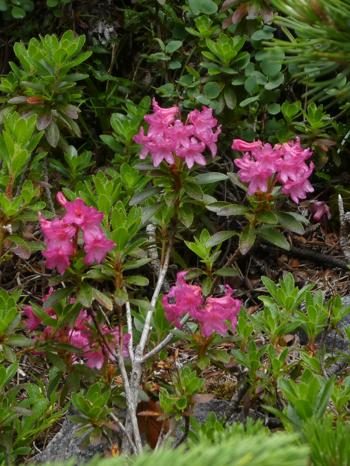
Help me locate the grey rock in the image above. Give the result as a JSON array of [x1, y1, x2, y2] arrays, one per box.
[[192, 399, 237, 424], [322, 295, 350, 353], [32, 418, 107, 465], [33, 400, 240, 464]]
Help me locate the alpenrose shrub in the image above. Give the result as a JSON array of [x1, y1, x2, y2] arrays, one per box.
[[39, 192, 115, 274], [232, 138, 314, 203], [23, 288, 130, 369], [133, 98, 221, 168]]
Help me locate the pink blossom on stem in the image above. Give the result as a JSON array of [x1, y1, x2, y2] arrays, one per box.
[[162, 271, 203, 327], [83, 225, 115, 265], [310, 201, 331, 222], [194, 286, 241, 337], [177, 137, 207, 169], [42, 243, 74, 274], [234, 154, 274, 194], [85, 350, 105, 370], [163, 273, 241, 338], [23, 305, 41, 331], [281, 163, 314, 203], [145, 98, 179, 127], [134, 100, 221, 168], [39, 215, 76, 245], [231, 139, 263, 151], [56, 191, 68, 207], [40, 196, 115, 273], [232, 138, 314, 204], [68, 329, 90, 350], [188, 107, 222, 156], [63, 198, 104, 229], [25, 293, 131, 370]]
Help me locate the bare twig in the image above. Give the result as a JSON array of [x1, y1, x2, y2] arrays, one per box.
[[141, 333, 174, 363], [109, 412, 137, 454], [115, 345, 143, 453], [138, 242, 172, 355], [146, 223, 169, 291], [124, 292, 134, 362]]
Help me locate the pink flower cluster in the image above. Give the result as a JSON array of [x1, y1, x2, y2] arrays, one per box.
[[23, 289, 129, 370], [40, 193, 115, 274], [232, 138, 314, 203], [133, 99, 221, 169], [162, 272, 241, 338]]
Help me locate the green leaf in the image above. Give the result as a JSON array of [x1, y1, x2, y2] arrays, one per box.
[[129, 187, 159, 206], [189, 0, 218, 15], [194, 172, 228, 184], [125, 275, 149, 286], [92, 289, 113, 311], [257, 48, 284, 77], [258, 228, 290, 250], [240, 95, 259, 107], [207, 201, 248, 216], [0, 0, 7, 11], [267, 103, 280, 115], [7, 335, 33, 347], [203, 81, 223, 99], [179, 205, 194, 228], [265, 72, 284, 90], [77, 283, 94, 307], [206, 230, 236, 248], [43, 288, 72, 308], [165, 41, 183, 54], [223, 87, 236, 109], [214, 266, 239, 277], [256, 211, 278, 225], [46, 122, 60, 148], [251, 27, 275, 41], [239, 224, 256, 255], [315, 377, 335, 419], [277, 212, 305, 234], [11, 6, 26, 18]]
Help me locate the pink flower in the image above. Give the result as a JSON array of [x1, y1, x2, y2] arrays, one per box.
[[234, 154, 274, 194], [231, 139, 263, 151], [310, 201, 331, 222], [162, 271, 203, 327], [40, 196, 114, 272], [63, 198, 104, 229], [23, 305, 41, 331], [56, 191, 68, 207], [134, 100, 221, 168], [232, 138, 314, 203], [134, 127, 176, 167], [188, 107, 222, 156], [83, 327, 131, 369], [194, 286, 241, 337], [85, 350, 105, 370], [145, 98, 179, 127], [39, 215, 76, 245], [163, 273, 241, 338], [74, 310, 91, 330], [177, 137, 207, 169], [281, 163, 314, 203], [277, 139, 313, 184], [42, 243, 74, 274], [83, 225, 115, 265], [68, 329, 90, 350]]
